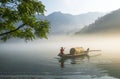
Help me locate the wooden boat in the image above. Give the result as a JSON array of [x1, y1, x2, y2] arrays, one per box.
[[58, 51, 89, 59], [58, 47, 101, 59]]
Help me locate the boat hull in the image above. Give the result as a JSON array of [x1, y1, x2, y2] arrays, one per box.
[[59, 53, 88, 59]]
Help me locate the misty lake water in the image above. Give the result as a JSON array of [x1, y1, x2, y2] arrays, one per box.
[[0, 35, 120, 79]]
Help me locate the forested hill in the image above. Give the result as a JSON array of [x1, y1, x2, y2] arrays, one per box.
[[76, 9, 120, 35]]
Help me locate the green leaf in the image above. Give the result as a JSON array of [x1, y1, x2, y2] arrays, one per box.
[[0, 0, 50, 41]]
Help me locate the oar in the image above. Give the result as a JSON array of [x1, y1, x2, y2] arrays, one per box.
[[89, 50, 102, 52]]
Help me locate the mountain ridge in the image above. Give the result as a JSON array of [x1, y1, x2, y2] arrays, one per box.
[[41, 11, 105, 34], [76, 9, 120, 35]]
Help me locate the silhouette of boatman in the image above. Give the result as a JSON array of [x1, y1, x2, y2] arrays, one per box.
[[60, 47, 65, 56]]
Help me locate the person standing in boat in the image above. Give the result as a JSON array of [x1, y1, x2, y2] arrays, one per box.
[[60, 47, 65, 56], [87, 48, 89, 52], [86, 48, 90, 54]]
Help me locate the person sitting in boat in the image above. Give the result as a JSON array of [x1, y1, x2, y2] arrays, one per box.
[[59, 47, 65, 56]]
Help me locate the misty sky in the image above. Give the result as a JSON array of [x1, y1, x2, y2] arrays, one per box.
[[40, 0, 120, 15]]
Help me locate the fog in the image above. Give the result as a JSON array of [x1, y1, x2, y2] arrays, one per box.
[[1, 35, 120, 58]]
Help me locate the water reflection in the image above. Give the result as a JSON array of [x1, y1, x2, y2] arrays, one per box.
[[58, 55, 90, 68]]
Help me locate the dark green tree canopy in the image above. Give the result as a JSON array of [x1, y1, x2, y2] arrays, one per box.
[[0, 0, 50, 41]]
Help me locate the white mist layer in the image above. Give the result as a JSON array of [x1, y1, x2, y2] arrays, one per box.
[[0, 35, 120, 59]]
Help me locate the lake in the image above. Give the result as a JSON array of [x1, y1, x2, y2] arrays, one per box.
[[0, 35, 120, 79]]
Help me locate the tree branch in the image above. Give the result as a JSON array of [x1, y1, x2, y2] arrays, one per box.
[[0, 23, 25, 36]]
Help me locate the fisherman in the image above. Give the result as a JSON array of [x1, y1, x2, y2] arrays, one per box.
[[87, 48, 90, 52], [86, 48, 90, 54], [60, 47, 65, 56]]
